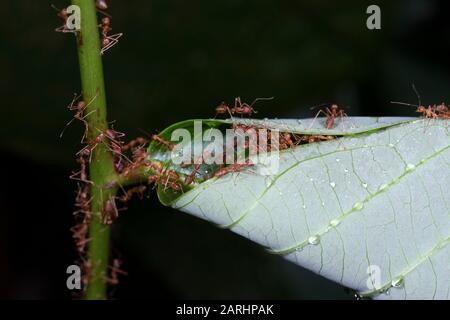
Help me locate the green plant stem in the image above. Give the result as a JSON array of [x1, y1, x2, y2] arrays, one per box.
[[72, 0, 118, 299]]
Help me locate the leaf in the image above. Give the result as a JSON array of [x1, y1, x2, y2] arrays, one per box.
[[148, 117, 450, 299]]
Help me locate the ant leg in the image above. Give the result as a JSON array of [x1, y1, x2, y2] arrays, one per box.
[[59, 117, 77, 138], [101, 33, 123, 55], [411, 83, 422, 107], [308, 109, 328, 129]]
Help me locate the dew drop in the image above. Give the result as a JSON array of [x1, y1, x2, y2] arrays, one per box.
[[263, 117, 269, 121], [321, 202, 325, 207], [310, 178, 314, 182], [330, 219, 341, 227], [335, 158, 340, 162], [308, 235, 320, 245], [378, 184, 388, 192], [344, 168, 349, 173], [297, 119, 302, 124], [302, 204, 306, 209], [330, 182, 336, 188], [388, 143, 395, 148], [362, 183, 368, 188], [406, 164, 416, 172], [279, 191, 283, 196], [352, 202, 364, 211], [391, 277, 404, 288]]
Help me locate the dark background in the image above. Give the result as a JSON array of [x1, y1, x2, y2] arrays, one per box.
[[1, 0, 449, 299]]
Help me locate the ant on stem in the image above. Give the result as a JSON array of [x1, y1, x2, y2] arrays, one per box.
[[100, 17, 123, 55], [51, 5, 76, 34], [60, 92, 98, 140]]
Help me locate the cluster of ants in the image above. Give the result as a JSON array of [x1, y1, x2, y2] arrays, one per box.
[[54, 0, 122, 55]]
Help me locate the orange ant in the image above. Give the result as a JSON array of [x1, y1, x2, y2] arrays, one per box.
[[215, 102, 234, 118], [215, 97, 273, 117], [72, 182, 92, 254], [118, 185, 147, 202], [60, 92, 98, 140], [147, 168, 182, 192], [391, 84, 450, 120], [214, 160, 253, 178], [52, 5, 76, 34], [70, 154, 93, 184], [122, 137, 148, 152], [77, 129, 129, 164], [107, 258, 128, 286], [151, 134, 175, 150], [184, 155, 205, 185], [391, 101, 450, 119], [100, 17, 123, 55], [103, 197, 118, 225], [310, 104, 347, 129]]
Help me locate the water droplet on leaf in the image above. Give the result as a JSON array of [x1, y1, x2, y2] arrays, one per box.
[[308, 235, 320, 245], [353, 202, 364, 211], [330, 219, 341, 227], [391, 277, 404, 288]]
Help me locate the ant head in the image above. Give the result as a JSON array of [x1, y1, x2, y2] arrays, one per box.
[[330, 104, 338, 111], [102, 17, 110, 25], [78, 101, 86, 109], [96, 0, 108, 10], [417, 106, 426, 112], [105, 129, 116, 140]]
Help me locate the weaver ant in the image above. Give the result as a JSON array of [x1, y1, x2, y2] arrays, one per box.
[[107, 258, 128, 286], [100, 17, 123, 55], [60, 92, 98, 140], [214, 160, 253, 178], [147, 168, 182, 192], [391, 101, 450, 119], [52, 5, 77, 34], [70, 154, 93, 184], [184, 155, 205, 185], [72, 182, 91, 254], [151, 134, 175, 150], [103, 197, 118, 225], [122, 137, 148, 152], [77, 129, 129, 164], [215, 97, 273, 117], [391, 84, 450, 120], [118, 185, 147, 202], [310, 104, 347, 129], [215, 102, 233, 118]]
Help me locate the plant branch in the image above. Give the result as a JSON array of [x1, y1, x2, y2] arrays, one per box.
[[71, 0, 118, 299]]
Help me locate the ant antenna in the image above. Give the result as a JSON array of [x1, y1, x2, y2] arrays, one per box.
[[250, 97, 274, 107], [309, 103, 331, 110], [411, 83, 422, 107]]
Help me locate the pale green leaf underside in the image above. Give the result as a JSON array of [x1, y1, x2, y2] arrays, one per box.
[[172, 117, 450, 299]]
